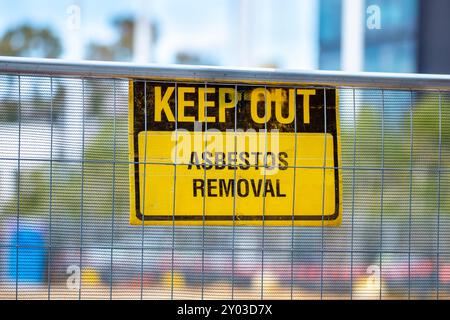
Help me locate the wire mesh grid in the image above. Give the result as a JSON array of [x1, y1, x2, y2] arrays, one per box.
[[0, 66, 450, 299]]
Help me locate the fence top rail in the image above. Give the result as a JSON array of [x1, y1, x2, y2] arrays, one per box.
[[1, 56, 450, 90]]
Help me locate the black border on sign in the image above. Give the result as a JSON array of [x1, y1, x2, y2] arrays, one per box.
[[131, 83, 340, 222]]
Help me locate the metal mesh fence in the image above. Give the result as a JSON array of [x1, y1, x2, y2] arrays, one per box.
[[1, 59, 450, 299]]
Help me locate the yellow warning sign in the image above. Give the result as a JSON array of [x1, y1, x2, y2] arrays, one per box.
[[129, 82, 342, 226]]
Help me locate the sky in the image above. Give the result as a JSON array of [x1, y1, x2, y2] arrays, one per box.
[[0, 0, 315, 68]]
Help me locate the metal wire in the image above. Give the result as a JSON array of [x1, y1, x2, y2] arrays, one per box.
[[78, 78, 86, 300], [290, 87, 298, 300], [201, 83, 207, 300], [261, 85, 268, 300], [47, 77, 54, 299], [231, 84, 238, 300], [436, 90, 443, 299], [1, 244, 450, 254], [15, 75, 21, 300], [379, 89, 385, 300], [408, 89, 414, 299], [320, 88, 327, 299], [140, 81, 148, 300], [109, 79, 117, 300], [170, 82, 178, 300], [349, 88, 356, 299]]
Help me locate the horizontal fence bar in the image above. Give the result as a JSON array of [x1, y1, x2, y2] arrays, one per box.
[[2, 56, 450, 90], [0, 244, 449, 255], [0, 156, 447, 172]]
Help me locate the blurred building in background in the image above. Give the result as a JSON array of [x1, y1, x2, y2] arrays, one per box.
[[320, 0, 420, 73], [320, 0, 450, 74], [418, 0, 450, 74]]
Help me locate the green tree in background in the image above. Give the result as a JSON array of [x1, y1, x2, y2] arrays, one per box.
[[86, 16, 159, 61], [0, 24, 61, 58], [0, 24, 64, 123]]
